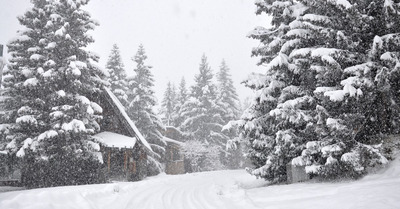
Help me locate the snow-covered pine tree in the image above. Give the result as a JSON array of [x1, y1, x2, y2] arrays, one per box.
[[216, 60, 240, 123], [1, 0, 107, 187], [105, 44, 128, 106], [292, 0, 399, 179], [160, 81, 176, 126], [240, 0, 396, 182], [180, 54, 225, 170], [215, 60, 242, 168], [126, 44, 166, 176], [173, 77, 188, 128], [236, 0, 317, 183]]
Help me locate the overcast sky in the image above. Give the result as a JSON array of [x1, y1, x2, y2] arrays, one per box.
[[0, 0, 270, 105]]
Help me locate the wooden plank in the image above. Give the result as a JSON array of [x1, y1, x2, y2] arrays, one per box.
[[124, 151, 127, 171], [107, 151, 111, 173]]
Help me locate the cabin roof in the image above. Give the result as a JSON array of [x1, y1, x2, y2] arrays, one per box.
[[93, 131, 137, 149], [103, 87, 153, 152]]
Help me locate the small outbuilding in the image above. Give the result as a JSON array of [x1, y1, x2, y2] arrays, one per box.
[[164, 136, 185, 175]]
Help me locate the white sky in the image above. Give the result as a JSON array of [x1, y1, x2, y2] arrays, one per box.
[[0, 0, 270, 105]]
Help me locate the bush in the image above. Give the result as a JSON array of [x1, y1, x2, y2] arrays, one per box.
[[21, 153, 106, 188]]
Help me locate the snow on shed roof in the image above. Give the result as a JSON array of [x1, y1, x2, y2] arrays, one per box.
[[94, 131, 136, 149], [103, 87, 153, 152]]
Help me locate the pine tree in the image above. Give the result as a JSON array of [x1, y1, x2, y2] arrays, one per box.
[[173, 77, 188, 127], [293, 0, 399, 179], [238, 0, 396, 182], [181, 54, 225, 170], [235, 0, 317, 183], [215, 60, 242, 168], [105, 44, 128, 106], [126, 44, 166, 176], [160, 81, 176, 126], [1, 0, 107, 187], [216, 60, 240, 122]]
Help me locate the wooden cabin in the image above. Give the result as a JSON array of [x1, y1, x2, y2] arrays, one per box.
[[93, 87, 154, 182]]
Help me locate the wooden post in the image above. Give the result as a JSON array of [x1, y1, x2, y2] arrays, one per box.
[[124, 150, 127, 171], [107, 150, 111, 173]]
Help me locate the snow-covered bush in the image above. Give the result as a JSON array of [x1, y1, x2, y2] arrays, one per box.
[[182, 140, 224, 172]]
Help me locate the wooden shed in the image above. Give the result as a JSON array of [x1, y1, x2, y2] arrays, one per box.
[[162, 126, 186, 175], [164, 137, 185, 175]]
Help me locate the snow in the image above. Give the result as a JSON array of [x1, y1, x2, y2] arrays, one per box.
[[335, 0, 352, 9], [104, 87, 153, 152], [42, 69, 53, 78], [265, 53, 289, 71], [50, 111, 63, 119], [16, 115, 37, 125], [55, 26, 66, 36], [163, 136, 184, 146], [91, 102, 103, 113], [292, 156, 305, 166], [61, 119, 86, 133], [38, 130, 58, 141], [321, 144, 342, 155], [50, 14, 61, 21], [326, 118, 346, 130], [23, 77, 38, 87], [45, 42, 56, 49], [93, 131, 136, 149], [1, 156, 400, 208], [326, 156, 338, 165], [76, 95, 90, 105], [27, 46, 40, 52], [302, 14, 330, 23], [324, 89, 346, 101], [44, 60, 56, 67], [29, 54, 43, 60], [305, 164, 321, 174], [57, 90, 66, 97]]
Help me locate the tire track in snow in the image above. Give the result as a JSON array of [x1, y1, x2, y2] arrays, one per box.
[[110, 170, 262, 209]]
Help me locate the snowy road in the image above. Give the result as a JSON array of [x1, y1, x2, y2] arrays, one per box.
[[0, 157, 400, 209]]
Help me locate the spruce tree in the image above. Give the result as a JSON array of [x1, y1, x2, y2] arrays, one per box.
[[216, 60, 240, 122], [173, 77, 188, 128], [1, 0, 107, 187], [236, 0, 317, 183], [181, 55, 225, 170], [105, 44, 128, 106], [160, 81, 176, 126], [294, 0, 399, 178], [127, 44, 166, 176], [216, 60, 242, 168], [238, 0, 396, 182]]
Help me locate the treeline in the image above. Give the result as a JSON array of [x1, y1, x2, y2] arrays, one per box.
[[158, 56, 243, 171]]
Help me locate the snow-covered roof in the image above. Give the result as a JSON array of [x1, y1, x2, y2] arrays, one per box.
[[103, 87, 153, 152], [93, 131, 136, 149]]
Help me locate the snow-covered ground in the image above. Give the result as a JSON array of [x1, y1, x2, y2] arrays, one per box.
[[1, 157, 399, 209]]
